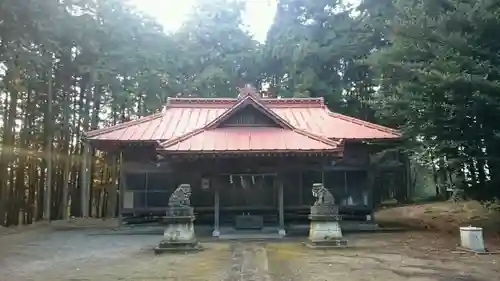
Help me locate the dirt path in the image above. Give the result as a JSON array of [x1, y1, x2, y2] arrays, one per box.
[[226, 242, 272, 281], [1, 230, 498, 281]]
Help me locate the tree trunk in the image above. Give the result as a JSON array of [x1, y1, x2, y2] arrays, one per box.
[[71, 72, 89, 217], [1, 65, 21, 226], [88, 81, 102, 217], [43, 61, 54, 221], [13, 88, 33, 225], [61, 51, 73, 220]]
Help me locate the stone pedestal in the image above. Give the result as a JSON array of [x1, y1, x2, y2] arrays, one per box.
[[155, 207, 202, 254], [305, 205, 347, 248]]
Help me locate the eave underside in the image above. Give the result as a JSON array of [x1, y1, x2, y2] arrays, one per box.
[[86, 138, 399, 154], [86, 140, 343, 158]]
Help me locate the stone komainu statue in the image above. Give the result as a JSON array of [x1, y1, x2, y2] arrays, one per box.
[[168, 184, 192, 207], [312, 183, 334, 206]]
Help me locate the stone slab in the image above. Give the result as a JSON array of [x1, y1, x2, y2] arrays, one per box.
[[226, 242, 272, 281], [218, 233, 283, 240], [456, 247, 500, 255], [303, 239, 348, 249], [154, 241, 203, 254]]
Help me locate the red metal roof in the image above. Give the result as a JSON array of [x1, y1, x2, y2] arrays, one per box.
[[85, 95, 400, 147], [159, 127, 341, 153]]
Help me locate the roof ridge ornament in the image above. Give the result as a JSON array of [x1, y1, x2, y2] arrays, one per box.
[[237, 84, 260, 99]]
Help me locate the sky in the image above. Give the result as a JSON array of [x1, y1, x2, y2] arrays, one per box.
[[129, 0, 277, 43]]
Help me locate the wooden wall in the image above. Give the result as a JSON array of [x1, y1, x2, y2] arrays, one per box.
[[119, 141, 375, 214]]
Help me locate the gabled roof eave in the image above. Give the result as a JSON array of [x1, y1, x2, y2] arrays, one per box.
[[204, 94, 295, 130], [85, 112, 164, 139]]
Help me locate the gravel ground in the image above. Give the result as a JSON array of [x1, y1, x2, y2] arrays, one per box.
[[266, 233, 499, 281], [1, 229, 498, 281], [0, 230, 231, 281]]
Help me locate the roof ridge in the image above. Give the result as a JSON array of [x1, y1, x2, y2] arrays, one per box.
[[165, 96, 325, 107], [85, 112, 164, 138], [326, 109, 401, 136]]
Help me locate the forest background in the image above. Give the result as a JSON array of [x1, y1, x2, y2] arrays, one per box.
[[1, 0, 499, 226]]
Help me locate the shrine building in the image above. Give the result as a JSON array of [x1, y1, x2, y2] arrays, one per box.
[[82, 86, 401, 236]]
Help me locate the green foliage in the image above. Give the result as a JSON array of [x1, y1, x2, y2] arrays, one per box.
[[368, 0, 500, 200], [172, 0, 261, 97], [1, 0, 500, 225], [0, 0, 265, 224], [264, 0, 382, 120]]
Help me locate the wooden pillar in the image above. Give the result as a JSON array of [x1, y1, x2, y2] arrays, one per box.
[[344, 171, 348, 205], [107, 154, 118, 218], [405, 154, 412, 201], [118, 151, 124, 226], [343, 171, 348, 193], [278, 175, 286, 236], [298, 171, 303, 205], [367, 165, 376, 222], [212, 184, 220, 237], [80, 142, 91, 218]]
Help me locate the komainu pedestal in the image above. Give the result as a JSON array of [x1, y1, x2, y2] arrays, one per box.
[[305, 183, 347, 248], [154, 184, 202, 254]]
